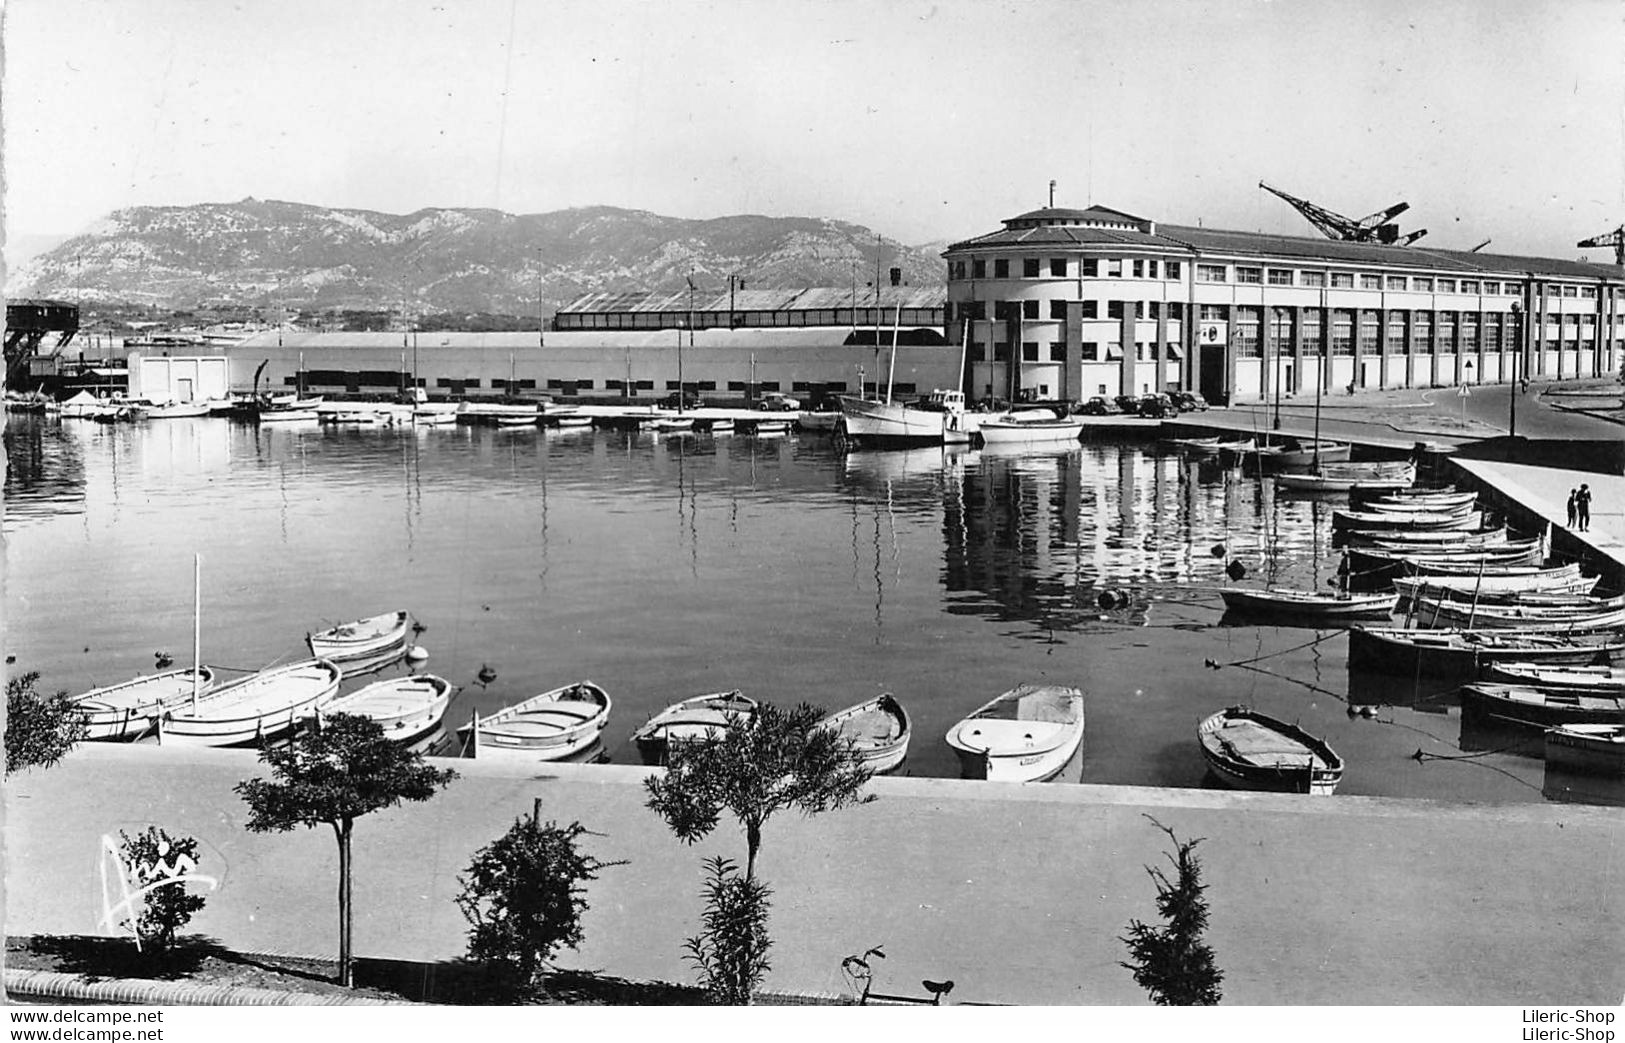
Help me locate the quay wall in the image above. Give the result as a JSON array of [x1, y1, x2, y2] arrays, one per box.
[[6, 744, 1621, 1005]]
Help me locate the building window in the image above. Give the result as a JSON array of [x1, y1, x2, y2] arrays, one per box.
[[1581, 286, 1597, 299], [1081, 300, 1098, 318], [1106, 259, 1122, 277], [1460, 279, 1480, 293], [1107, 301, 1124, 319], [1359, 312, 1379, 355], [1234, 308, 1261, 357], [1301, 270, 1326, 287], [1082, 342, 1100, 361], [994, 342, 1011, 361], [1098, 383, 1108, 395], [1149, 301, 1161, 319], [1437, 278, 1456, 293], [1413, 312, 1433, 353], [1236, 267, 1263, 285], [1022, 342, 1039, 361], [1132, 259, 1144, 278], [1482, 281, 1499, 294], [1386, 275, 1407, 290], [1166, 261, 1181, 280], [1050, 299, 1068, 320], [1081, 259, 1098, 277], [1049, 341, 1066, 361], [1413, 277, 1434, 292], [1022, 299, 1039, 319], [1196, 263, 1227, 283], [1267, 269, 1294, 286], [1168, 302, 1183, 320], [1148, 259, 1159, 278], [1330, 272, 1354, 288], [993, 300, 1012, 319], [1050, 258, 1067, 277], [994, 258, 1009, 278], [1331, 310, 1354, 355], [1023, 258, 1041, 278], [1199, 304, 1226, 321], [973, 259, 986, 279], [1562, 285, 1579, 298], [1357, 273, 1379, 289]]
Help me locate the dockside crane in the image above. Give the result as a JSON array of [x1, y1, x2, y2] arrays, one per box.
[[1258, 181, 1427, 246], [1577, 224, 1625, 267]]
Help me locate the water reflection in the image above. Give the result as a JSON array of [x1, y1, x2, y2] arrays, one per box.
[[3, 417, 87, 525]]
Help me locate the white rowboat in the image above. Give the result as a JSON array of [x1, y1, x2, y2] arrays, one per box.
[[458, 681, 612, 761], [945, 683, 1085, 783]]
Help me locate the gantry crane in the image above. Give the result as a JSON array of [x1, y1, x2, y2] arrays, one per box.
[[1258, 181, 1427, 246], [1577, 224, 1625, 267]]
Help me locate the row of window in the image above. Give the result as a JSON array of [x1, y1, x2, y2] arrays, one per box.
[[952, 255, 1618, 300], [555, 308, 942, 330], [954, 299, 1607, 326]]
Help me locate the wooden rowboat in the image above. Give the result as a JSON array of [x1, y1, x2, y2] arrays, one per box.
[[156, 659, 342, 746], [72, 667, 216, 741], [821, 693, 912, 774], [1484, 663, 1625, 692], [1459, 684, 1625, 730], [945, 683, 1085, 783], [458, 681, 611, 761], [314, 674, 453, 744], [1347, 627, 1624, 679], [632, 691, 758, 765], [1544, 723, 1625, 776], [1219, 588, 1397, 622], [307, 611, 412, 675], [1197, 706, 1343, 795]]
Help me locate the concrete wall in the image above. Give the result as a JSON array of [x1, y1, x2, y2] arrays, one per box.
[[7, 745, 1621, 1005], [127, 355, 230, 403]]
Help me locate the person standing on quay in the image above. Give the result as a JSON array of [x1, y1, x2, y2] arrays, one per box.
[[1575, 484, 1592, 532], [1567, 488, 1579, 528]]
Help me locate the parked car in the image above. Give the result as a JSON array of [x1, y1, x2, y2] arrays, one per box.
[[1078, 396, 1113, 416], [1171, 390, 1209, 411], [1137, 393, 1177, 418], [659, 391, 703, 410], [1113, 394, 1140, 414], [757, 391, 801, 411]]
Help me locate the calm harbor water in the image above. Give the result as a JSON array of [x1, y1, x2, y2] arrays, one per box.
[[2, 413, 1564, 803]]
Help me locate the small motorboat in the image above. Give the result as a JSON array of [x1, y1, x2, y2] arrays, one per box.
[[155, 659, 342, 746], [307, 611, 412, 675], [1459, 684, 1625, 731], [257, 408, 320, 423], [458, 681, 612, 761], [313, 674, 454, 744], [413, 409, 459, 426], [145, 401, 212, 419], [754, 418, 792, 436], [977, 410, 1084, 446], [1544, 723, 1625, 777], [632, 691, 758, 765], [707, 418, 735, 433], [1197, 706, 1343, 795], [1484, 663, 1625, 692], [944, 683, 1085, 783], [495, 413, 539, 428], [796, 409, 840, 432], [72, 667, 216, 741], [1163, 435, 1222, 452], [653, 416, 695, 434], [1219, 588, 1397, 622], [550, 414, 595, 428], [821, 693, 911, 774]]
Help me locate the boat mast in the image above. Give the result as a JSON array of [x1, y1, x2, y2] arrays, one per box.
[[1313, 286, 1325, 472], [885, 303, 902, 405], [956, 315, 970, 396], [191, 553, 201, 710]]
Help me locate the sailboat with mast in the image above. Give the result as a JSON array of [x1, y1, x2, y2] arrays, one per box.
[[836, 299, 971, 448], [654, 275, 698, 433]]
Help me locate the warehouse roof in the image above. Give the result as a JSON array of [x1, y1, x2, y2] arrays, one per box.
[[558, 285, 943, 315], [234, 326, 951, 351]]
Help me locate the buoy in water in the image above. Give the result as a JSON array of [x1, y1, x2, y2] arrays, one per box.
[[477, 664, 498, 685], [1225, 560, 1247, 581], [1210, 543, 1227, 558], [406, 645, 429, 662]]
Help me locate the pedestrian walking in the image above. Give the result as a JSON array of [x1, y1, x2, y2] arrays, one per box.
[[1567, 489, 1579, 528], [1575, 484, 1592, 532]]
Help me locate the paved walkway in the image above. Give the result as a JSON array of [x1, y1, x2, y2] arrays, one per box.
[[1452, 460, 1625, 577], [7, 745, 1622, 1006]]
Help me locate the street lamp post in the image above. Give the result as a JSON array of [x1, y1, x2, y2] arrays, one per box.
[[1509, 301, 1521, 439]]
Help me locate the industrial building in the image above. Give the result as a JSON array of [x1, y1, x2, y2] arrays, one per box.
[[943, 205, 1624, 405]]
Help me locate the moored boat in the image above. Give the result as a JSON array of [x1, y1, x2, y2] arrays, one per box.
[[313, 674, 453, 744], [1332, 507, 1481, 531], [632, 690, 758, 765], [977, 410, 1084, 445], [72, 667, 216, 741], [1404, 599, 1625, 632], [1219, 588, 1397, 621], [1459, 683, 1625, 730], [754, 418, 792, 436], [1164, 435, 1221, 451], [144, 401, 213, 419], [457, 680, 611, 761], [821, 693, 911, 774], [837, 389, 972, 448], [944, 682, 1085, 783], [1197, 705, 1344, 794], [307, 611, 412, 675], [796, 408, 840, 432], [1484, 663, 1625, 692], [1255, 440, 1353, 469], [1347, 626, 1624, 679], [155, 659, 342, 746], [1544, 723, 1625, 776]]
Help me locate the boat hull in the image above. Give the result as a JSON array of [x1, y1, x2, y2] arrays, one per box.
[[156, 660, 342, 746], [1198, 706, 1343, 795], [1545, 724, 1625, 776], [308, 611, 412, 675], [458, 681, 612, 761], [1220, 589, 1396, 621], [632, 691, 758, 765], [1460, 684, 1625, 731], [822, 694, 911, 774], [73, 668, 216, 741], [1348, 627, 1623, 680], [944, 683, 1085, 783], [977, 415, 1084, 445], [314, 674, 453, 744], [837, 397, 971, 447]]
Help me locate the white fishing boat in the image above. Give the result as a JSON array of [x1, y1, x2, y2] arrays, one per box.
[[1197, 706, 1344, 795], [707, 418, 735, 433], [1406, 600, 1625, 632], [144, 401, 212, 419], [313, 674, 453, 744], [976, 410, 1084, 446], [1485, 663, 1625, 692], [72, 667, 217, 741], [1544, 723, 1625, 776], [1220, 588, 1397, 621], [653, 416, 696, 433], [838, 389, 972, 446], [155, 659, 343, 746], [1394, 562, 1594, 595], [1277, 462, 1416, 492], [258, 408, 320, 423], [413, 408, 459, 426], [1333, 507, 1481, 531], [796, 408, 840, 432], [495, 413, 539, 428], [1255, 440, 1352, 469], [307, 611, 413, 675], [754, 417, 792, 436], [632, 690, 758, 765], [821, 693, 911, 774], [549, 414, 595, 428], [945, 683, 1085, 782], [457, 681, 611, 761]]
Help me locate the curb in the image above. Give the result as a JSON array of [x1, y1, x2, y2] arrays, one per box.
[[3, 967, 418, 1006]]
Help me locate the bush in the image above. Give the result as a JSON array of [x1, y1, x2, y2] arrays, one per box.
[[5, 671, 86, 775], [456, 816, 618, 998], [1119, 816, 1223, 1005], [684, 856, 772, 1005], [116, 827, 208, 954]]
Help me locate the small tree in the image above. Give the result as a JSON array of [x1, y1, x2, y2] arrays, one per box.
[[235, 713, 457, 986], [1119, 815, 1223, 1006], [456, 815, 619, 998], [117, 827, 209, 955], [644, 701, 871, 882], [6, 671, 86, 775], [685, 856, 772, 1005]]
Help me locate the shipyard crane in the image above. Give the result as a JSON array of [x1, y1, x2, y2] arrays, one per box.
[[1577, 224, 1625, 267], [1258, 181, 1427, 246]]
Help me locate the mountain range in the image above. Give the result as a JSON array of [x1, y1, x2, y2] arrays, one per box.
[[7, 199, 949, 316]]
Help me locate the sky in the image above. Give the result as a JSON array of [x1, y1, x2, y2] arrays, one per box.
[[3, 0, 1623, 263]]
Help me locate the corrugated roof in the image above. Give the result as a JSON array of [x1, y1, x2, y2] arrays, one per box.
[[558, 286, 943, 315], [235, 327, 949, 351]]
